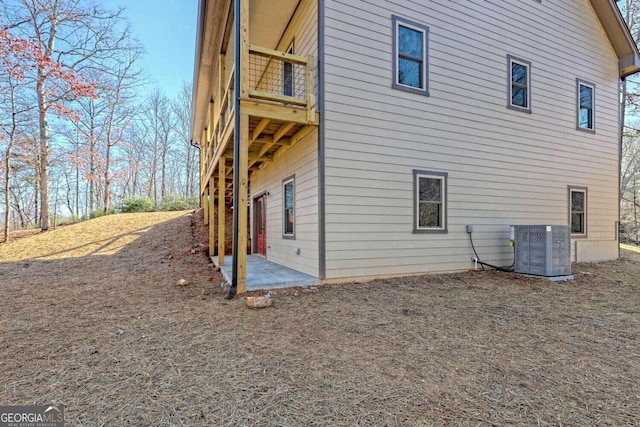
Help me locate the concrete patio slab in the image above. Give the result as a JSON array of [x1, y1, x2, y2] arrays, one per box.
[[214, 255, 320, 291]]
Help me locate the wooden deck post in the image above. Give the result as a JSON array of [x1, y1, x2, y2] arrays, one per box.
[[208, 175, 216, 255], [237, 113, 249, 294], [218, 54, 225, 111], [239, 0, 249, 99], [203, 187, 209, 225], [218, 157, 226, 266], [229, 0, 249, 298], [201, 128, 208, 225]]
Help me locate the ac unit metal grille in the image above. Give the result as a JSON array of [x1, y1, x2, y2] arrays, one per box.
[[514, 225, 571, 276]]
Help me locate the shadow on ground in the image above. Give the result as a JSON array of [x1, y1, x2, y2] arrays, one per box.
[[1, 215, 640, 426]]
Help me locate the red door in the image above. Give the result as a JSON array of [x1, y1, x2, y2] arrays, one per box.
[[254, 195, 267, 256]]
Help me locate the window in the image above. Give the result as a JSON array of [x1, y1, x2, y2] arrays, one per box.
[[283, 43, 294, 97], [414, 170, 447, 233], [392, 16, 429, 96], [507, 55, 531, 113], [283, 175, 295, 238], [569, 187, 587, 236], [577, 79, 595, 132]]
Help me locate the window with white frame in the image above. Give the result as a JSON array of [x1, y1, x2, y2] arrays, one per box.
[[577, 79, 595, 132], [414, 170, 447, 232], [569, 187, 587, 236], [507, 55, 531, 112], [283, 175, 295, 238], [392, 16, 429, 95]]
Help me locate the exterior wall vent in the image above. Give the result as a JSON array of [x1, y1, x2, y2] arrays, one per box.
[[512, 225, 571, 276]]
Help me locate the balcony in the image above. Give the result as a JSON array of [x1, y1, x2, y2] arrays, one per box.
[[201, 44, 318, 194]]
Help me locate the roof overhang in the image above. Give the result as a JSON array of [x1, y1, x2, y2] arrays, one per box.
[[191, 0, 229, 144], [590, 0, 640, 78]]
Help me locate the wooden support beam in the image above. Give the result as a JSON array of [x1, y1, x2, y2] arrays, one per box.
[[250, 118, 270, 146], [248, 44, 309, 65], [254, 121, 294, 161], [219, 54, 225, 103], [203, 186, 209, 225], [252, 135, 273, 145], [218, 156, 226, 266], [271, 125, 317, 161], [237, 113, 249, 294], [209, 100, 216, 148], [202, 113, 234, 190], [240, 100, 317, 124], [208, 175, 215, 254], [248, 90, 307, 106], [306, 55, 316, 123], [273, 121, 295, 144], [200, 128, 207, 196], [239, 0, 249, 99]]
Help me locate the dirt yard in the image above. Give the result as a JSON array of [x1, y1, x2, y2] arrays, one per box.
[[1, 211, 639, 426]]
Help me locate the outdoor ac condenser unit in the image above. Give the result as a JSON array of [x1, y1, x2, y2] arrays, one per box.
[[512, 225, 571, 277]]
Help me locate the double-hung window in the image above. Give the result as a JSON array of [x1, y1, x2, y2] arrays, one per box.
[[392, 16, 429, 96], [569, 186, 587, 236], [414, 170, 447, 233], [507, 55, 531, 112], [577, 79, 595, 132], [283, 176, 295, 238]]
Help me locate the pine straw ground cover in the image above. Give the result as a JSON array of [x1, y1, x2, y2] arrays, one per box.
[[1, 211, 639, 426]]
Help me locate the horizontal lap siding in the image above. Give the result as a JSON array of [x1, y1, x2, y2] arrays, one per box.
[[249, 0, 319, 278], [323, 0, 620, 279], [251, 133, 319, 277], [275, 0, 319, 107]]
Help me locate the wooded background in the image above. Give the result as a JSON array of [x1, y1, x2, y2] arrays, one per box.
[[3, 0, 640, 245], [0, 0, 198, 241], [619, 0, 640, 244]]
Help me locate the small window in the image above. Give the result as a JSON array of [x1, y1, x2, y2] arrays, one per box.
[[414, 170, 447, 233], [569, 187, 587, 236], [392, 16, 429, 96], [577, 79, 595, 132], [507, 55, 531, 113], [283, 175, 295, 238], [283, 43, 294, 97]]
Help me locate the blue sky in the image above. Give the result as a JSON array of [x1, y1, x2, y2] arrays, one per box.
[[105, 0, 198, 99]]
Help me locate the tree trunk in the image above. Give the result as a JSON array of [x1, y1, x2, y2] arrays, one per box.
[[161, 146, 167, 199], [635, 182, 638, 244], [38, 101, 50, 231], [4, 148, 10, 242], [75, 141, 80, 218], [89, 125, 95, 215], [103, 142, 111, 216], [11, 188, 26, 228], [34, 166, 39, 226]]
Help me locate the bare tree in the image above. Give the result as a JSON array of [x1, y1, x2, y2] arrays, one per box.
[[3, 0, 133, 230], [101, 43, 144, 215], [0, 24, 38, 241], [142, 89, 176, 206], [174, 82, 199, 196]]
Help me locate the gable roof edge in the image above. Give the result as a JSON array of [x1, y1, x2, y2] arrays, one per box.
[[590, 0, 640, 77]]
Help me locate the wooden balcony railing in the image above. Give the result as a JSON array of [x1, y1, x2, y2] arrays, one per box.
[[247, 45, 313, 108], [217, 67, 235, 142], [202, 44, 316, 187]]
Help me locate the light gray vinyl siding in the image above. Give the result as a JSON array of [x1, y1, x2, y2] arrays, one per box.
[[248, 0, 319, 278], [251, 131, 319, 277], [273, 0, 319, 107], [322, 0, 620, 279]]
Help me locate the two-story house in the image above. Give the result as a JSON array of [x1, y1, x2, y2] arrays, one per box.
[[191, 0, 640, 294]]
